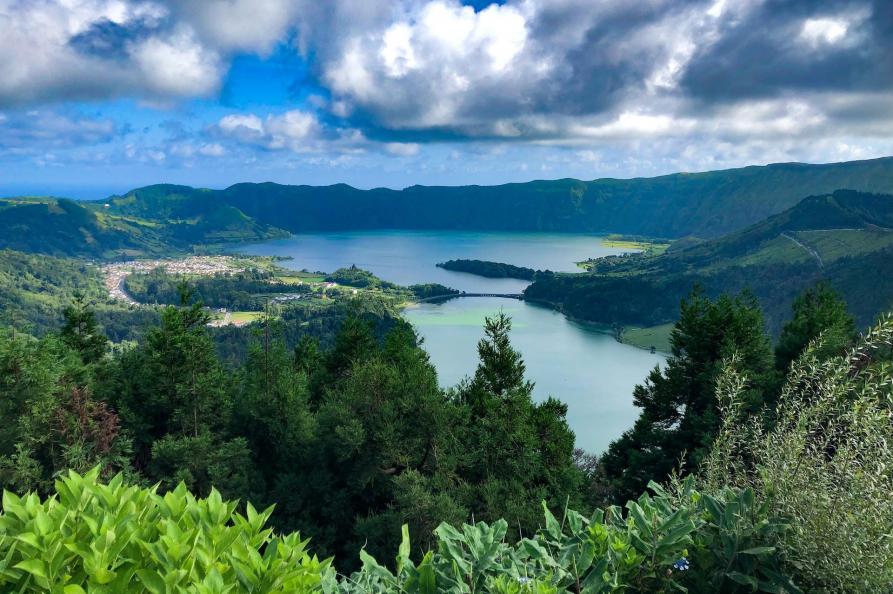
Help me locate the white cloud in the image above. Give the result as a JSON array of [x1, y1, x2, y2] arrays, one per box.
[[131, 28, 221, 96], [198, 142, 225, 157], [384, 142, 420, 157], [800, 17, 850, 47], [219, 113, 265, 135], [322, 0, 534, 129], [0, 0, 221, 106], [215, 109, 339, 153], [163, 0, 298, 53]]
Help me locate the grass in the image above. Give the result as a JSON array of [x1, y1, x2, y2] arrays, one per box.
[[795, 228, 893, 262], [620, 323, 674, 353], [230, 311, 264, 324], [602, 234, 672, 256], [724, 235, 812, 268], [275, 273, 326, 284]]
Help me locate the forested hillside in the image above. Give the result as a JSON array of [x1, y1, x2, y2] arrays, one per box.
[[0, 195, 285, 259], [0, 283, 889, 592], [101, 156, 893, 239], [526, 190, 893, 334]]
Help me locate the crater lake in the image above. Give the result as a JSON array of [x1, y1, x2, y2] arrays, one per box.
[[234, 230, 666, 453]]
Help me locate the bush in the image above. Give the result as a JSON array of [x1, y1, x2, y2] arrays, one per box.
[[0, 468, 797, 594], [702, 314, 893, 592], [0, 468, 331, 593], [340, 479, 796, 594]]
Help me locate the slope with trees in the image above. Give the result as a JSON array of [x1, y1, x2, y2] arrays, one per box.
[[98, 156, 893, 239], [526, 189, 893, 334], [0, 282, 887, 592]]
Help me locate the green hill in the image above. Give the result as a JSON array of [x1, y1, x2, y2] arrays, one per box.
[[105, 156, 893, 238], [0, 198, 168, 258], [0, 193, 286, 259], [0, 249, 158, 339], [525, 190, 893, 334]]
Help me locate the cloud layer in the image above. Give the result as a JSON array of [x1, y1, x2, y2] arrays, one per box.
[[1, 0, 892, 190]]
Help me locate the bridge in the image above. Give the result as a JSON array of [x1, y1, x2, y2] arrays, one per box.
[[416, 292, 524, 303]]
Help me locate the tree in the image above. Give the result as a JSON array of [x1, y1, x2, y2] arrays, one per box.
[[60, 292, 108, 364], [456, 312, 582, 534], [774, 282, 855, 373], [271, 320, 462, 565], [600, 288, 773, 503], [101, 293, 252, 498], [0, 330, 131, 493]]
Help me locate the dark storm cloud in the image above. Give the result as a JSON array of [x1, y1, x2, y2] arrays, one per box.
[[681, 0, 893, 101], [69, 17, 160, 60], [541, 1, 680, 116]]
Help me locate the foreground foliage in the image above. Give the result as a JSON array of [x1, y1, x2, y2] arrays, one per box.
[[703, 314, 893, 592], [0, 469, 330, 593], [0, 469, 797, 594]]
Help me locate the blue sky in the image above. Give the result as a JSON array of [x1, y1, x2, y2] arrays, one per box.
[[1, 0, 892, 199]]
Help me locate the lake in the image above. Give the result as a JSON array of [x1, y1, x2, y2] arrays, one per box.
[[235, 230, 665, 453]]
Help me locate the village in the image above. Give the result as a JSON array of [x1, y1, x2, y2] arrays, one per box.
[[101, 255, 349, 327]]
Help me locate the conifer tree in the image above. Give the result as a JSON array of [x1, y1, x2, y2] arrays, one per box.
[[774, 282, 855, 373], [600, 288, 773, 503], [60, 292, 107, 364], [458, 312, 581, 534]]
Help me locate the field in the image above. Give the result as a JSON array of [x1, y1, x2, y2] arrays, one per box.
[[602, 234, 672, 255], [619, 323, 674, 352]]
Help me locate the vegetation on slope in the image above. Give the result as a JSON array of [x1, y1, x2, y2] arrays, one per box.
[[0, 249, 158, 340], [526, 190, 893, 334], [0, 193, 286, 259], [1, 287, 887, 592], [1, 298, 583, 567], [0, 198, 169, 259], [102, 157, 893, 239]]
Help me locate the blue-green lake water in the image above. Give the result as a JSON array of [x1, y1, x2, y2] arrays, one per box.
[[235, 231, 665, 453]]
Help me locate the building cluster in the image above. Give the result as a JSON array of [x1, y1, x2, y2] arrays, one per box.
[[102, 256, 243, 304]]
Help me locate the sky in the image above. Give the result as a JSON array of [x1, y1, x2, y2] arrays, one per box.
[[1, 0, 892, 198]]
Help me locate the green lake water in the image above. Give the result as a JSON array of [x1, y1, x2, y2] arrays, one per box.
[[235, 230, 666, 453]]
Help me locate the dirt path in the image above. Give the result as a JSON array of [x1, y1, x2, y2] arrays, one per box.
[[781, 232, 824, 268]]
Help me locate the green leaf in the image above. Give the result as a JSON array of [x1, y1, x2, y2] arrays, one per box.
[[740, 546, 776, 556], [13, 558, 46, 579], [727, 571, 759, 589], [137, 569, 167, 594]]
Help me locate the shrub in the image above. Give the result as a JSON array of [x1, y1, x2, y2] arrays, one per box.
[[0, 469, 795, 594], [340, 480, 796, 594], [0, 468, 331, 593], [702, 314, 893, 592]]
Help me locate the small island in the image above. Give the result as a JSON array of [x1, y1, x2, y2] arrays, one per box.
[[437, 259, 551, 281]]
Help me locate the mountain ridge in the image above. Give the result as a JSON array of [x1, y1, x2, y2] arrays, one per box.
[[525, 189, 893, 334], [94, 156, 893, 239]]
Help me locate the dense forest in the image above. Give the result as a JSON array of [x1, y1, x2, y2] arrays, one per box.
[[1, 277, 887, 591], [436, 259, 542, 281]]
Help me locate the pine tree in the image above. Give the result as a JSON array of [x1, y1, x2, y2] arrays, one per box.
[[458, 312, 581, 534], [600, 288, 773, 503], [60, 292, 108, 364], [774, 282, 855, 373]]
